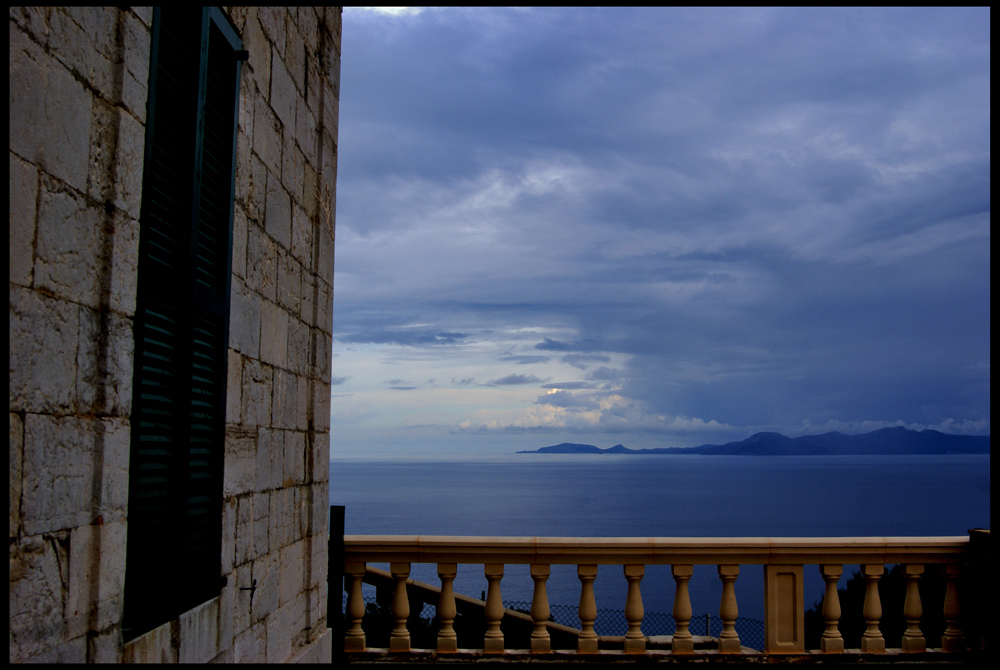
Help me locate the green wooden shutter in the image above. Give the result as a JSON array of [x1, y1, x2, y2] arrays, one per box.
[[124, 7, 243, 640]]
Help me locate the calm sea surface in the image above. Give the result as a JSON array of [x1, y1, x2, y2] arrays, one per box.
[[329, 454, 990, 626]]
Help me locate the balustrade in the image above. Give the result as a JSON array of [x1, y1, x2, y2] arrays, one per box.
[[341, 535, 973, 657]]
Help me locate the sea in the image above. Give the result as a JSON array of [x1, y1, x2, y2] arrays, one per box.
[[329, 453, 990, 634]]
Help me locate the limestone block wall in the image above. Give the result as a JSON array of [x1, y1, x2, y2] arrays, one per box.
[[9, 6, 340, 663]]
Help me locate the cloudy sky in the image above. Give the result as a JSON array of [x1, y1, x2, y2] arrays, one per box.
[[329, 7, 990, 458]]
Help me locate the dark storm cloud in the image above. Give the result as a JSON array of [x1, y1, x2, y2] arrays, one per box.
[[487, 374, 550, 386], [336, 7, 990, 442]]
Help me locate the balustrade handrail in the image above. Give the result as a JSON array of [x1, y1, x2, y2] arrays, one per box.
[[344, 534, 969, 565]]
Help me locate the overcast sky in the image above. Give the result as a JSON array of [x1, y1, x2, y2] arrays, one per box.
[[330, 7, 990, 458]]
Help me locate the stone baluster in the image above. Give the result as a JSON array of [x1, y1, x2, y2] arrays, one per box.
[[436, 563, 458, 652], [389, 562, 411, 652], [530, 564, 552, 652], [623, 564, 646, 653], [901, 564, 925, 652], [819, 565, 844, 653], [577, 565, 599, 653], [344, 561, 367, 651], [717, 565, 741, 652], [860, 564, 885, 653], [671, 564, 695, 653], [941, 564, 965, 652], [483, 564, 505, 653]]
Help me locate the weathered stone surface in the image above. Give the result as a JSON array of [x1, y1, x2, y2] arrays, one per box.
[[120, 10, 150, 123], [226, 350, 243, 423], [75, 309, 134, 416], [276, 254, 301, 316], [246, 225, 277, 303], [218, 581, 235, 655], [296, 375, 310, 430], [233, 561, 253, 633], [233, 619, 266, 663], [242, 11, 271, 100], [9, 413, 23, 536], [109, 213, 139, 316], [256, 428, 283, 492], [9, 533, 70, 662], [97, 417, 130, 520], [9, 22, 92, 193], [253, 96, 282, 176], [234, 496, 253, 567], [229, 276, 261, 358], [251, 492, 270, 561], [224, 425, 256, 497], [294, 97, 318, 169], [232, 204, 248, 280], [278, 541, 304, 608], [270, 368, 296, 430], [284, 21, 305, 94], [122, 618, 176, 663], [9, 288, 78, 413], [178, 596, 220, 663], [265, 170, 292, 249], [242, 358, 272, 427], [53, 8, 118, 100], [287, 317, 310, 378], [221, 497, 236, 576], [34, 178, 102, 309], [290, 203, 313, 268], [281, 134, 305, 208], [312, 431, 331, 482], [312, 327, 333, 381], [67, 521, 126, 638], [270, 51, 296, 133], [251, 550, 278, 621], [9, 152, 37, 287], [317, 279, 333, 336], [88, 626, 122, 663], [283, 430, 305, 487], [22, 414, 95, 534], [259, 300, 289, 369], [258, 7, 286, 53], [267, 602, 293, 662], [269, 486, 294, 551]]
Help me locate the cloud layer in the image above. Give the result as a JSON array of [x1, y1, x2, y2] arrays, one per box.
[[330, 8, 990, 456]]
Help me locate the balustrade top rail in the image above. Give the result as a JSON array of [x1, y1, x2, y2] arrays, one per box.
[[344, 535, 969, 565]]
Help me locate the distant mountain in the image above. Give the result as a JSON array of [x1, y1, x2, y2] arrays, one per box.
[[516, 428, 989, 456]]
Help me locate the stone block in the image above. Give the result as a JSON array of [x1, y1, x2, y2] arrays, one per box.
[[34, 177, 102, 309], [265, 170, 292, 249], [233, 562, 253, 634], [270, 50, 296, 132], [312, 326, 333, 380], [290, 202, 313, 267], [316, 279, 333, 336], [256, 428, 283, 492], [11, 413, 24, 537], [296, 375, 310, 430], [252, 492, 271, 561], [294, 97, 318, 169], [221, 497, 236, 576], [224, 425, 256, 497], [258, 7, 286, 52], [218, 580, 235, 655], [287, 317, 310, 378], [88, 626, 122, 663], [252, 96, 281, 176], [247, 225, 277, 303], [112, 107, 146, 219], [276, 254, 301, 316], [109, 212, 139, 316], [312, 431, 330, 482], [226, 350, 243, 423], [251, 551, 279, 622], [232, 203, 248, 279], [87, 100, 145, 218], [97, 417, 130, 520], [242, 358, 272, 428], [123, 620, 177, 662], [285, 20, 305, 93], [9, 287, 78, 413], [242, 11, 271, 100], [22, 414, 95, 534], [75, 309, 134, 417], [281, 135, 305, 207], [229, 277, 261, 358], [267, 603, 293, 663], [120, 10, 150, 123], [270, 368, 297, 430], [269, 486, 294, 550], [233, 620, 266, 663], [25, 636, 88, 663], [235, 496, 253, 567], [283, 431, 305, 487], [67, 521, 127, 638], [313, 383, 331, 432], [308, 533, 329, 592], [9, 19, 93, 193], [131, 6, 152, 28], [9, 533, 69, 662], [260, 300, 289, 369], [10, 152, 38, 287], [238, 76, 255, 144], [178, 596, 220, 663]]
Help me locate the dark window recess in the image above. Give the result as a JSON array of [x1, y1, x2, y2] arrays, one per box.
[[124, 7, 243, 641]]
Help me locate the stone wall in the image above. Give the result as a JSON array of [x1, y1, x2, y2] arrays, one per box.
[[9, 6, 340, 663]]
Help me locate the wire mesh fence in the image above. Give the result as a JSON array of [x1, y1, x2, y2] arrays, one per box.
[[343, 593, 765, 651]]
